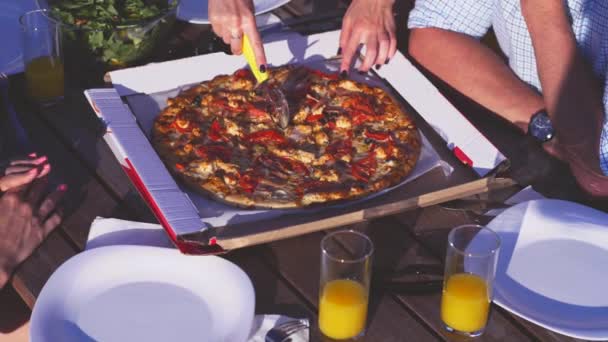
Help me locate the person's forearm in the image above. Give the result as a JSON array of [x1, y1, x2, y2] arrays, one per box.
[[409, 28, 544, 130], [521, 0, 604, 146]]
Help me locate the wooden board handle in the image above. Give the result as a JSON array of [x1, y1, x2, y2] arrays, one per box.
[[216, 177, 517, 250]]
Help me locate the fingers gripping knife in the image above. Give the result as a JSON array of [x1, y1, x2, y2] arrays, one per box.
[[242, 35, 291, 129]]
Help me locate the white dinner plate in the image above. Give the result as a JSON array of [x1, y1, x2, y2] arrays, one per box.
[[487, 199, 608, 340], [30, 245, 255, 342], [177, 0, 292, 24]]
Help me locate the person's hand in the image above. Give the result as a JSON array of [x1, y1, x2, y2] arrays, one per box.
[[339, 0, 397, 73], [208, 0, 267, 68], [0, 157, 65, 288], [0, 154, 50, 192]]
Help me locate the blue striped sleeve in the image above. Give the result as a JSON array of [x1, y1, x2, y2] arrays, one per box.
[[408, 0, 495, 40]]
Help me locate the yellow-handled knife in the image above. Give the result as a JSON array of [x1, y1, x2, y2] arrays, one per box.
[[242, 34, 290, 128], [242, 34, 268, 84]]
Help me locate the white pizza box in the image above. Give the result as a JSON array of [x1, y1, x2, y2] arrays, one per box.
[[84, 30, 508, 254]]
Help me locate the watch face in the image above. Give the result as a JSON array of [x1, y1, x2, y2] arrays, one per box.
[[530, 111, 554, 142]]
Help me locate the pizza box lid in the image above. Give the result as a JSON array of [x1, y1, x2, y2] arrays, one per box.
[[84, 30, 508, 254]]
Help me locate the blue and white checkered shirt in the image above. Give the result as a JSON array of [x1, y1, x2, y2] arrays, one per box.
[[408, 0, 608, 175]]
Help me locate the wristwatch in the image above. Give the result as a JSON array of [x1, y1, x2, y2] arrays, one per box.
[[527, 110, 554, 143]]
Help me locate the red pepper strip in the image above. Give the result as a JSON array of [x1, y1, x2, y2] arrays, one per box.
[[305, 114, 324, 123], [327, 121, 337, 130], [210, 98, 236, 112], [344, 95, 374, 114], [245, 129, 287, 145], [364, 129, 390, 141], [235, 68, 253, 80], [247, 105, 268, 118], [351, 152, 377, 182], [352, 111, 374, 125], [239, 173, 258, 193], [307, 68, 339, 80], [207, 120, 226, 142], [175, 163, 185, 171]]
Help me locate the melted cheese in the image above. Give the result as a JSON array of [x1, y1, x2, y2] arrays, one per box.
[[313, 168, 339, 182], [338, 80, 362, 92], [189, 160, 214, 179], [335, 116, 351, 130], [315, 131, 329, 146], [223, 118, 242, 137], [375, 146, 387, 160], [214, 160, 239, 174], [270, 147, 315, 164]]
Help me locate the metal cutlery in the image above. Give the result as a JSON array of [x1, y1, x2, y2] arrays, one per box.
[[265, 320, 309, 342]]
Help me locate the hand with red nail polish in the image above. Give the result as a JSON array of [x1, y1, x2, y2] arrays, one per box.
[[0, 157, 64, 288], [339, 0, 396, 73], [0, 156, 51, 191]]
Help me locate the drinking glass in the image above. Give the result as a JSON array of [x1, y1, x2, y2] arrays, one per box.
[[319, 230, 373, 340], [441, 224, 501, 337], [20, 9, 65, 103]]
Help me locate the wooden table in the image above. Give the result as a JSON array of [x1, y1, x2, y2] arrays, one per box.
[[3, 1, 601, 341]]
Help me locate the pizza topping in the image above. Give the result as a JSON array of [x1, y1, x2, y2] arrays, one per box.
[[326, 139, 352, 158], [256, 154, 310, 177], [308, 68, 339, 80], [246, 129, 288, 145], [207, 120, 228, 142], [314, 131, 329, 146], [247, 104, 269, 118], [335, 115, 352, 129], [191, 95, 202, 107], [234, 68, 254, 80], [195, 144, 232, 162], [364, 129, 390, 141], [351, 111, 374, 125], [239, 172, 259, 193], [351, 152, 377, 182], [222, 118, 242, 137]]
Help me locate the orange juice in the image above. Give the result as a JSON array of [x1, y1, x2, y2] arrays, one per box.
[[318, 279, 368, 340], [441, 273, 490, 333], [25, 56, 64, 101]]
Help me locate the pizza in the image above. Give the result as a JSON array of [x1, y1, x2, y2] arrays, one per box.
[[152, 65, 421, 208]]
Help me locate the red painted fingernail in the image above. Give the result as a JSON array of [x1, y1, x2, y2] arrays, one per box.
[[57, 184, 68, 191], [28, 153, 37, 158]]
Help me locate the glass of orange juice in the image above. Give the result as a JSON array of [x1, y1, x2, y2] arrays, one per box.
[[20, 9, 65, 103], [441, 224, 500, 337], [319, 230, 373, 340]]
